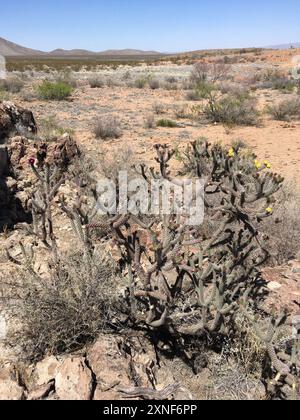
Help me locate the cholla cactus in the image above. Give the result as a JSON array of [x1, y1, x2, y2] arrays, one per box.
[[95, 139, 299, 393], [106, 140, 283, 333], [29, 160, 64, 251]]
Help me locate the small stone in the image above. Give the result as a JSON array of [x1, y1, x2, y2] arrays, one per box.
[[267, 281, 282, 291]]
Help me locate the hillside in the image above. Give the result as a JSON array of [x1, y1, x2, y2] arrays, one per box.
[[0, 37, 161, 57], [0, 37, 45, 56]]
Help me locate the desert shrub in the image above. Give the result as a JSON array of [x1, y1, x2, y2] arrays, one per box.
[[93, 115, 122, 139], [144, 113, 156, 129], [157, 118, 179, 128], [191, 62, 231, 85], [106, 77, 121, 88], [3, 248, 123, 362], [149, 78, 160, 90], [56, 70, 77, 88], [163, 81, 179, 91], [37, 80, 73, 100], [261, 183, 300, 264], [272, 77, 296, 93], [88, 76, 105, 88], [38, 115, 74, 140], [267, 97, 300, 121], [173, 104, 190, 119], [203, 93, 259, 126], [219, 83, 251, 100], [134, 75, 150, 89], [19, 89, 37, 102], [165, 76, 177, 84], [152, 102, 166, 114], [187, 80, 216, 101], [0, 76, 24, 93]]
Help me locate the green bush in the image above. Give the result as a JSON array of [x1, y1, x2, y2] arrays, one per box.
[[187, 80, 216, 101], [157, 118, 179, 128], [37, 80, 73, 100], [204, 93, 259, 126]]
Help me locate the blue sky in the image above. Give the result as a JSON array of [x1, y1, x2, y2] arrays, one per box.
[[1, 0, 300, 52]]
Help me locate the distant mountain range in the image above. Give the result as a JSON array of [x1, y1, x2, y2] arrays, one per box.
[[0, 37, 162, 57], [266, 42, 300, 50], [1, 36, 300, 58]]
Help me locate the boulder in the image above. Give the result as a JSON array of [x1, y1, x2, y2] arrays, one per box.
[[44, 133, 81, 168], [0, 102, 37, 142], [0, 368, 25, 401], [55, 357, 93, 401], [33, 356, 62, 387], [27, 381, 55, 401]]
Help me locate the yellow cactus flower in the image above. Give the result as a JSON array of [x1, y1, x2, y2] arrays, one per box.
[[266, 207, 273, 214], [228, 148, 235, 158], [254, 159, 262, 169], [264, 160, 272, 169]]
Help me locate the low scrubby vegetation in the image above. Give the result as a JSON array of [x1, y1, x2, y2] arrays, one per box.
[[0, 76, 24, 93], [203, 93, 259, 126], [37, 80, 73, 100], [268, 97, 300, 121], [93, 115, 123, 139], [88, 76, 105, 88], [157, 118, 179, 128]]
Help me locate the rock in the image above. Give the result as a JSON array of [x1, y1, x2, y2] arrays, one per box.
[[27, 381, 55, 401], [55, 357, 93, 401], [0, 368, 25, 400], [33, 356, 62, 387], [87, 337, 131, 392], [8, 133, 80, 172], [45, 133, 81, 168], [0, 102, 37, 142], [8, 136, 28, 168], [267, 281, 282, 291]]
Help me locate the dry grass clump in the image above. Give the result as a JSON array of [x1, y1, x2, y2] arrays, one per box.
[[149, 78, 160, 90], [261, 183, 300, 265], [0, 76, 24, 93], [267, 97, 300, 121], [144, 113, 156, 129], [152, 102, 166, 115], [93, 115, 123, 140], [38, 115, 74, 140], [88, 76, 105, 88], [2, 249, 124, 362], [134, 75, 150, 89], [173, 104, 191, 119]]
